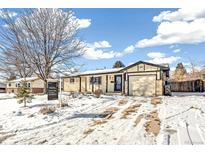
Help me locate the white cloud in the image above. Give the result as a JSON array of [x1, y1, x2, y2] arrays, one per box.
[[77, 18, 91, 29], [83, 42, 135, 60], [83, 47, 116, 60], [0, 10, 17, 18], [147, 52, 165, 59], [136, 8, 205, 48], [169, 45, 176, 49], [173, 49, 181, 53], [94, 41, 111, 48], [147, 52, 180, 64], [153, 8, 205, 22], [123, 45, 135, 54]]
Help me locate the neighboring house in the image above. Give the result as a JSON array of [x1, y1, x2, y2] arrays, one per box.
[[6, 77, 45, 94], [63, 61, 170, 96], [0, 82, 6, 93]]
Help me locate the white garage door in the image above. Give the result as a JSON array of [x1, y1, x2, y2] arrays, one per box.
[[129, 75, 156, 96]]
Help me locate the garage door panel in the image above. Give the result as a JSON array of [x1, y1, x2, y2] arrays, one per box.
[[129, 75, 156, 96]]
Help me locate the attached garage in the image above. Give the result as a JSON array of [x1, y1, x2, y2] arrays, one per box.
[[128, 75, 156, 96]]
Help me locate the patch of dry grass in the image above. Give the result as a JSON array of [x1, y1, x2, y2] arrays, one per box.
[[121, 104, 141, 119], [90, 119, 107, 126], [151, 97, 162, 106], [133, 114, 144, 127], [83, 128, 95, 135], [103, 107, 119, 119], [56, 102, 70, 108], [39, 106, 56, 115], [118, 99, 128, 106], [83, 128, 95, 138], [145, 110, 161, 136]]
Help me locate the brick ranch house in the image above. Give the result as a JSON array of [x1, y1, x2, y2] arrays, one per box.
[[6, 77, 45, 94], [63, 61, 170, 96]]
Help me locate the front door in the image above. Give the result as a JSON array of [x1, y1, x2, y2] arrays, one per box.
[[114, 75, 122, 92]]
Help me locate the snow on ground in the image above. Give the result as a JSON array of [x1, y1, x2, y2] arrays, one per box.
[[0, 92, 205, 145], [159, 95, 205, 145]]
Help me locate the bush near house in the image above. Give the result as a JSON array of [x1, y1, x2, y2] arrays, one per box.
[[94, 89, 103, 98]]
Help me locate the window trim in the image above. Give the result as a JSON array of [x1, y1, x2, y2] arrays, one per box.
[[70, 78, 75, 83], [90, 76, 102, 85], [28, 83, 31, 88]]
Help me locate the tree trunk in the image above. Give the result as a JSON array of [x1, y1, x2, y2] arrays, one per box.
[[44, 80, 48, 94]]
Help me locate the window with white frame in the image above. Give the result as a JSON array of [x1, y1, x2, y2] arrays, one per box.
[[90, 76, 102, 85]]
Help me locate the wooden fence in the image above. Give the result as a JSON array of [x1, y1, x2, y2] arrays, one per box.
[[170, 79, 204, 92]]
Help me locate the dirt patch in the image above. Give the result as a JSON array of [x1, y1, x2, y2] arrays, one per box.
[[103, 107, 119, 119], [151, 97, 162, 106], [145, 110, 161, 136], [121, 104, 141, 119], [0, 134, 16, 143], [118, 99, 128, 106], [90, 119, 107, 126], [133, 114, 144, 127]]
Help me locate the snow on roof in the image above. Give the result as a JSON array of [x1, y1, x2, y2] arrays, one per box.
[[65, 61, 170, 77], [69, 67, 124, 77], [7, 77, 39, 83]]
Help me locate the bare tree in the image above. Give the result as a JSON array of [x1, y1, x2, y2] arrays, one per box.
[[0, 9, 84, 93], [0, 10, 34, 79], [0, 49, 34, 79], [187, 59, 201, 80]]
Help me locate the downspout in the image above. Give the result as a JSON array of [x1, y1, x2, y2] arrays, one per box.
[[79, 76, 81, 93]]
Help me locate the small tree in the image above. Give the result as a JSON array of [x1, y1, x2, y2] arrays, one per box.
[[113, 61, 125, 68], [17, 81, 32, 107]]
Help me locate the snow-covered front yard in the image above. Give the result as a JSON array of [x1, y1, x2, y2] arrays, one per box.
[[0, 92, 205, 145]]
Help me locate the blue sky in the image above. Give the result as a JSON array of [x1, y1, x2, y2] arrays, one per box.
[[1, 8, 205, 72], [72, 8, 205, 71]]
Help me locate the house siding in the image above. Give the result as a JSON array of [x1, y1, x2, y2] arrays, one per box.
[[6, 78, 44, 94], [63, 61, 169, 96], [64, 77, 80, 92]]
